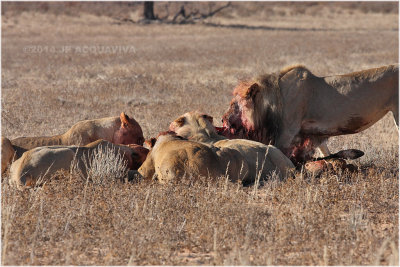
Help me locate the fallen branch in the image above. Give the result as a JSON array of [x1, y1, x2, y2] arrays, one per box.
[[172, 2, 231, 24], [112, 2, 232, 25]]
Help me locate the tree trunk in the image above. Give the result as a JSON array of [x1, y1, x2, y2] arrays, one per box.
[[143, 2, 156, 20]]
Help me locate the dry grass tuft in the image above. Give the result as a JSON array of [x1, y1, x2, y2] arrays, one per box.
[[80, 144, 129, 184]]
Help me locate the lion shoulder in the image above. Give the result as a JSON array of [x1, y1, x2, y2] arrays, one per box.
[[279, 64, 311, 79]]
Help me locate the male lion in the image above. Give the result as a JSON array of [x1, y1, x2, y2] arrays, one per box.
[[169, 111, 295, 183], [10, 112, 145, 158], [222, 64, 398, 164], [138, 132, 249, 184], [9, 139, 148, 190]]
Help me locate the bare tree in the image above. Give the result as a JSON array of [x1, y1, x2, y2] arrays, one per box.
[[143, 1, 156, 20]]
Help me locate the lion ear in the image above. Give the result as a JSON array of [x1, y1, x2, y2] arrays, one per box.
[[202, 114, 213, 124], [144, 138, 157, 148], [245, 83, 260, 99], [173, 116, 186, 127], [120, 112, 130, 128]]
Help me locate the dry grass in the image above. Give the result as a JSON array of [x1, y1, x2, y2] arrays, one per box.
[[1, 2, 399, 265], [80, 144, 129, 184]]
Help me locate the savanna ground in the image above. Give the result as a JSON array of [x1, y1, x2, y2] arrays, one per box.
[[1, 2, 399, 265]]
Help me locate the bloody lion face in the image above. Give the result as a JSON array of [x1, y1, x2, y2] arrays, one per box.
[[127, 144, 149, 170], [113, 113, 145, 146], [220, 80, 316, 165], [222, 100, 245, 137], [221, 82, 260, 139]]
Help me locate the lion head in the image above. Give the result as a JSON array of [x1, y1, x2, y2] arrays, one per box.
[[113, 112, 145, 146], [169, 111, 225, 144], [222, 73, 283, 145]]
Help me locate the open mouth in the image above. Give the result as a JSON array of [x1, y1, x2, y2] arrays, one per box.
[[215, 126, 227, 134]]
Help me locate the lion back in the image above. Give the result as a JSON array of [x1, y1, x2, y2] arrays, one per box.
[[9, 146, 75, 189]]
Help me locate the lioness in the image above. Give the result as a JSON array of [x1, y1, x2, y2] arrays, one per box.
[[11, 112, 145, 158], [1, 137, 15, 173], [222, 64, 398, 163], [169, 111, 295, 183], [138, 132, 249, 184], [9, 139, 148, 190]]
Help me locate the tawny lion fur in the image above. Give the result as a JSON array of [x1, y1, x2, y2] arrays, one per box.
[[10, 112, 144, 159], [223, 64, 399, 162], [138, 133, 252, 184], [1, 137, 15, 173], [169, 111, 295, 183], [9, 139, 145, 190]]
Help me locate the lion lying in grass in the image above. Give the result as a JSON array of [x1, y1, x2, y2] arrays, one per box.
[[169, 111, 295, 184], [221, 64, 398, 164], [138, 132, 249, 184], [9, 139, 148, 190], [10, 112, 145, 159]]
